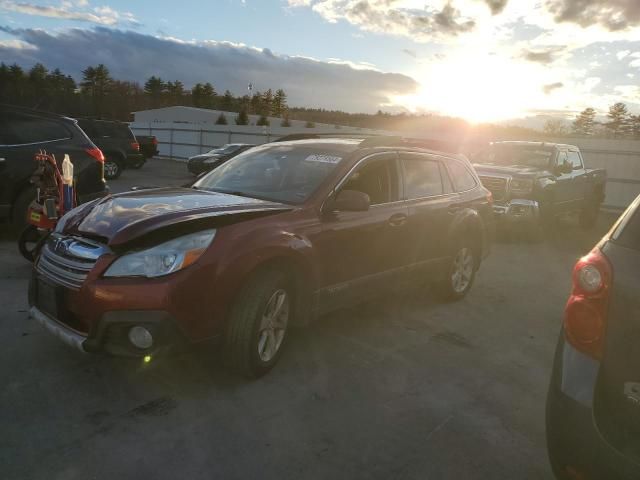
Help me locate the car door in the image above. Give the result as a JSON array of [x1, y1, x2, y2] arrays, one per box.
[[399, 152, 456, 279], [566, 149, 588, 211], [552, 150, 574, 214], [312, 152, 410, 311]]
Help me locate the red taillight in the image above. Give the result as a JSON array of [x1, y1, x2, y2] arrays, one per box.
[[564, 248, 612, 360], [131, 142, 140, 151], [152, 137, 158, 146], [85, 147, 105, 163]]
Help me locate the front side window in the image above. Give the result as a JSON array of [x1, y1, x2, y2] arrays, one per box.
[[401, 155, 444, 199], [556, 151, 568, 167], [194, 143, 354, 204], [447, 160, 477, 192], [342, 157, 399, 205]]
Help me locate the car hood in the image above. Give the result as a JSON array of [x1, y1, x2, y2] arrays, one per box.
[[473, 163, 542, 178], [62, 187, 291, 247]]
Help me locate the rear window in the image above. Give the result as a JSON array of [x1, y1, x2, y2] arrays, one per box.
[[0, 113, 71, 145], [447, 160, 477, 192], [615, 205, 640, 251]]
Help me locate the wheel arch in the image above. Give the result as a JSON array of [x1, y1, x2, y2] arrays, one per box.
[[447, 209, 484, 269]]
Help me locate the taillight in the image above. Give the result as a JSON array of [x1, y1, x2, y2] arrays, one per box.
[[152, 137, 158, 146], [563, 248, 612, 360], [131, 142, 140, 151], [85, 147, 105, 163]]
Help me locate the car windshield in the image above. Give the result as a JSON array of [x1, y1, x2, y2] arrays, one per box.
[[193, 143, 349, 204], [479, 146, 553, 169]]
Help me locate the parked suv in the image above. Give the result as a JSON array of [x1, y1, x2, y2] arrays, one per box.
[[28, 136, 494, 377], [547, 193, 640, 479], [76, 119, 145, 180], [474, 142, 606, 236], [0, 105, 107, 229], [187, 143, 256, 175]]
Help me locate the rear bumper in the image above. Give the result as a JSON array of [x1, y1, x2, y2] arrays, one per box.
[[546, 338, 640, 479], [125, 153, 146, 167]]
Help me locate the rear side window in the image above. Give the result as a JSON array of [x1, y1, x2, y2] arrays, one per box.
[[568, 151, 583, 170], [447, 160, 477, 192], [615, 206, 640, 251], [401, 155, 444, 199], [0, 113, 71, 145]]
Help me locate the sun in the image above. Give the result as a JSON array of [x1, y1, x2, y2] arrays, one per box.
[[396, 51, 548, 123]]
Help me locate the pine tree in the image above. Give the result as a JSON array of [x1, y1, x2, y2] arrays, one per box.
[[202, 82, 216, 108], [81, 64, 112, 116], [629, 115, 640, 140], [235, 109, 249, 125], [273, 89, 287, 117], [220, 90, 234, 111], [144, 76, 166, 108], [215, 113, 228, 125], [165, 80, 185, 105], [572, 108, 596, 136], [250, 91, 262, 115], [262, 89, 273, 116], [256, 115, 270, 126], [280, 114, 291, 127], [606, 102, 630, 138]]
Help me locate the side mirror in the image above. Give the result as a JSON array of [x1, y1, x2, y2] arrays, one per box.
[[329, 189, 370, 212]]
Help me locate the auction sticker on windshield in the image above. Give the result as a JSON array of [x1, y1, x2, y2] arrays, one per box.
[[304, 154, 342, 164]]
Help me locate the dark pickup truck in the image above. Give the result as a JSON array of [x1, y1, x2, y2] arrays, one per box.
[[473, 142, 606, 232], [137, 135, 159, 160]]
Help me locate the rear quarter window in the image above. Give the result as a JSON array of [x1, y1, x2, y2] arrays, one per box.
[[0, 114, 71, 145], [447, 160, 477, 192]]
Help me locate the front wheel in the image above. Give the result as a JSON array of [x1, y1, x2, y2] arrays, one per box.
[[434, 242, 477, 302], [223, 269, 292, 378]]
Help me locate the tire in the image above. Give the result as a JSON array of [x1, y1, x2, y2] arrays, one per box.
[[10, 187, 36, 232], [18, 225, 47, 262], [129, 159, 146, 169], [223, 269, 292, 378], [104, 156, 123, 180], [434, 239, 477, 302]]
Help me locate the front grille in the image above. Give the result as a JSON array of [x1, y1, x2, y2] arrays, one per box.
[[36, 235, 108, 289], [479, 176, 509, 201]]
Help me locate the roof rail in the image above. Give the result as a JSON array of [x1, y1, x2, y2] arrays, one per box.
[[274, 132, 380, 142], [359, 136, 460, 154]]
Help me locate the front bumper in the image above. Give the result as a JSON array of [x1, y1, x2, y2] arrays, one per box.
[[28, 273, 189, 357], [493, 199, 540, 225]]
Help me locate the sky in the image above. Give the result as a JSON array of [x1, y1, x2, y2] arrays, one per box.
[[1, 0, 640, 124]]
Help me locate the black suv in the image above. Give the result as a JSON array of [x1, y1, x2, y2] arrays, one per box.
[[76, 119, 145, 180], [0, 105, 108, 228]]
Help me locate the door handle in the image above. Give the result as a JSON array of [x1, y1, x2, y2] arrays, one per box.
[[388, 213, 407, 227]]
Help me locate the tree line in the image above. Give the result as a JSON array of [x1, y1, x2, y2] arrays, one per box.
[[0, 62, 289, 125], [544, 103, 640, 139]]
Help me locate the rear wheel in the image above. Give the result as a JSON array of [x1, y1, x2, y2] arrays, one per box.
[[223, 269, 292, 378], [104, 156, 123, 180], [435, 240, 477, 302], [18, 225, 47, 262]]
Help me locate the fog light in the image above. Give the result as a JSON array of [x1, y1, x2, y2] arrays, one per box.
[[128, 326, 153, 349]]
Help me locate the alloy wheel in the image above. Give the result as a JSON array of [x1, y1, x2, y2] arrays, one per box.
[[451, 247, 474, 294], [257, 289, 289, 362]]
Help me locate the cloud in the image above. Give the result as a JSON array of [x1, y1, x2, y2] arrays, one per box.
[[542, 82, 563, 94], [484, 0, 508, 15], [521, 46, 564, 64], [545, 0, 640, 31], [288, 0, 476, 42], [0, 1, 138, 26], [402, 48, 417, 58], [0, 27, 419, 112]]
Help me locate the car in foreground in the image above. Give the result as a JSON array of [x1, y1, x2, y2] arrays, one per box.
[[474, 142, 606, 236], [0, 105, 108, 229], [546, 193, 640, 479], [29, 136, 494, 377], [77, 119, 146, 180], [187, 143, 256, 175]]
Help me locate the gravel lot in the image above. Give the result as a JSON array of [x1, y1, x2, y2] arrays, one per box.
[[0, 158, 617, 480]]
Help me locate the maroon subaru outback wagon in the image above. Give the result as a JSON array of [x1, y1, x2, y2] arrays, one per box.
[[29, 136, 494, 377]]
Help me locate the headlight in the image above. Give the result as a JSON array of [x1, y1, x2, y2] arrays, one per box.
[[510, 179, 534, 193], [104, 229, 216, 278]]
